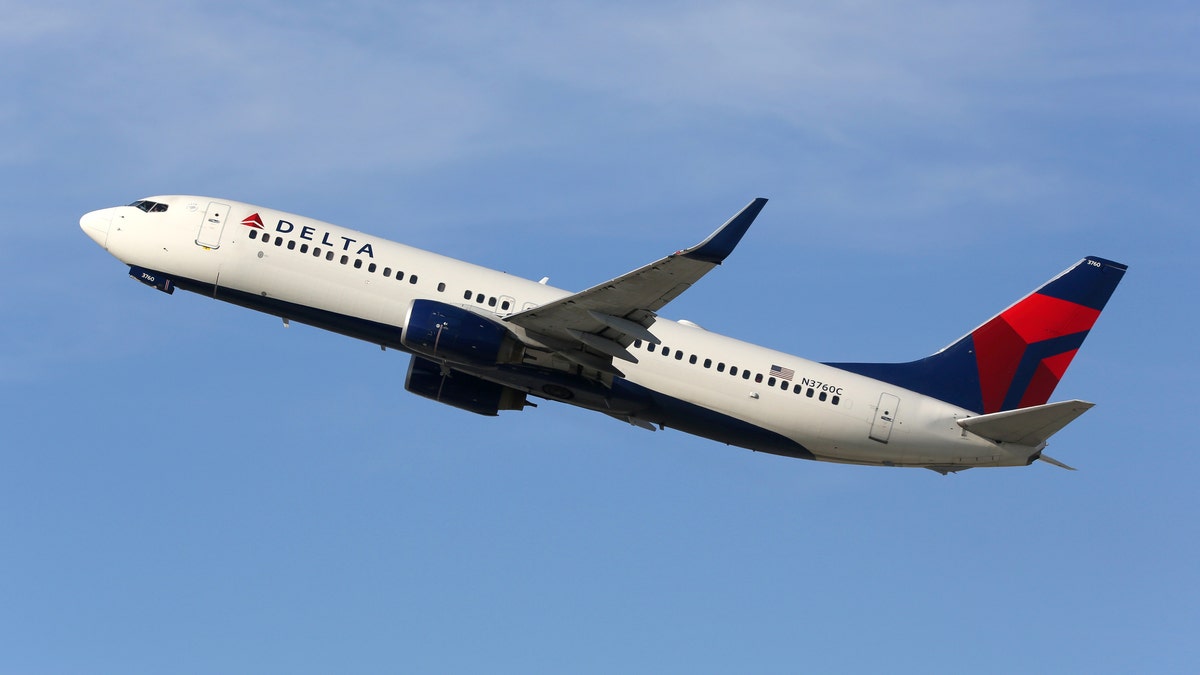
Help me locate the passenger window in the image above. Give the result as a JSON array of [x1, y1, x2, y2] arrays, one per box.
[[396, 272, 405, 281], [768, 377, 776, 387], [754, 373, 763, 383], [488, 297, 497, 307], [703, 358, 712, 368], [300, 243, 309, 253], [287, 240, 296, 250], [689, 355, 697, 364], [730, 366, 738, 376], [675, 351, 683, 360], [410, 276, 418, 284], [501, 300, 511, 310], [464, 290, 472, 300], [717, 363, 725, 372], [326, 251, 334, 261], [831, 395, 840, 405], [383, 267, 392, 277], [353, 259, 362, 269], [369, 263, 377, 273], [249, 229, 258, 240], [806, 388, 815, 398], [744, 371, 752, 380], [647, 344, 656, 354], [340, 255, 349, 265], [780, 380, 789, 390], [274, 237, 283, 247], [438, 282, 446, 292], [634, 340, 643, 349], [476, 293, 485, 303], [262, 233, 271, 244], [819, 391, 828, 401]]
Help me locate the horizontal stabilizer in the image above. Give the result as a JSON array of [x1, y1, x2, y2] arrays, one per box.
[[957, 399, 1094, 446]]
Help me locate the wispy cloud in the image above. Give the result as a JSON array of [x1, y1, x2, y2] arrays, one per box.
[[3, 0, 1194, 237], [11, 2, 1193, 177]]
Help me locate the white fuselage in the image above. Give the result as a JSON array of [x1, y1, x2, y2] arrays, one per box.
[[81, 195, 1029, 470]]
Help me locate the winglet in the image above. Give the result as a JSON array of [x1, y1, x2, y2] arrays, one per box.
[[680, 198, 768, 264]]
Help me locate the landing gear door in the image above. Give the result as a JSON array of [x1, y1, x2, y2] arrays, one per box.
[[196, 201, 230, 249], [869, 393, 900, 444]]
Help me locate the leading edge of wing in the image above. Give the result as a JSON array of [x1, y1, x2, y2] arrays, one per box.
[[506, 198, 768, 375], [680, 197, 767, 264], [512, 196, 768, 323]]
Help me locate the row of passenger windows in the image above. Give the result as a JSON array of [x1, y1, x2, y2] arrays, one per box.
[[248, 228, 514, 312], [463, 289, 512, 312], [631, 339, 842, 405], [249, 228, 420, 284]]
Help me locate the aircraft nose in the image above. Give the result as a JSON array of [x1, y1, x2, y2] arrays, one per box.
[[80, 208, 112, 248]]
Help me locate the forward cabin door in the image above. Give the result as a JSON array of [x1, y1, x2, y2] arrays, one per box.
[[869, 393, 900, 443], [196, 201, 230, 249]]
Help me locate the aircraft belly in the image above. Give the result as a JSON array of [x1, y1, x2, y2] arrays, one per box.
[[645, 391, 816, 459]]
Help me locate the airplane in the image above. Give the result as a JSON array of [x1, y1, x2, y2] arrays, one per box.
[[80, 196, 1127, 473]]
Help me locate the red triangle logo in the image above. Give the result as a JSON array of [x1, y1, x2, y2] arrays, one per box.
[[242, 213, 264, 229]]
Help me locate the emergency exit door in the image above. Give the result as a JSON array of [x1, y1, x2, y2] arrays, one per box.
[[196, 201, 230, 249], [869, 393, 900, 443]]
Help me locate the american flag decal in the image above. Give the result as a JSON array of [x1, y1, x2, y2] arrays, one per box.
[[770, 364, 794, 381]]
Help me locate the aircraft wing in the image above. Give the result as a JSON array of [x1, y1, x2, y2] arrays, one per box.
[[506, 198, 767, 376]]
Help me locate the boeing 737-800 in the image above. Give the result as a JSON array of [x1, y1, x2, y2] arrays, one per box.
[[80, 196, 1126, 473]]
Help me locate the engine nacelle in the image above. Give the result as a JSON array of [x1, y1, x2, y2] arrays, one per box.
[[405, 356, 530, 416], [401, 299, 524, 365]]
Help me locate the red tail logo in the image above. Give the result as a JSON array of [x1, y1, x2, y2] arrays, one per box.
[[972, 293, 1102, 413]]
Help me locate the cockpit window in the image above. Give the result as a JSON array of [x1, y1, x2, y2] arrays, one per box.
[[129, 200, 168, 213]]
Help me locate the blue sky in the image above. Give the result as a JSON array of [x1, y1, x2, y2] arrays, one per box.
[[2, 1, 1197, 672]]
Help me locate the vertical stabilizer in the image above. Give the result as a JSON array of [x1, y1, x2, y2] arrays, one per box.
[[830, 257, 1127, 413]]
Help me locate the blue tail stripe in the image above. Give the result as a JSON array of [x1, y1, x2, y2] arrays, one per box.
[[830, 336, 984, 413], [1001, 331, 1088, 411]]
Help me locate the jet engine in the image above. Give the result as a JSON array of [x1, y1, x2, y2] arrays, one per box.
[[401, 299, 524, 365], [405, 356, 530, 416]]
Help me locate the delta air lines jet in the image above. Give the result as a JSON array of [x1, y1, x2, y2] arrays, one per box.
[[80, 196, 1126, 473]]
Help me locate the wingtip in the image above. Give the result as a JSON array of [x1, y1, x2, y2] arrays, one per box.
[[682, 197, 768, 264]]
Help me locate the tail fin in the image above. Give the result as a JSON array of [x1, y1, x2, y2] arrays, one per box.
[[830, 257, 1127, 413]]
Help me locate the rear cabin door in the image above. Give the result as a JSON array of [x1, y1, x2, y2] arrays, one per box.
[[869, 393, 901, 443], [196, 201, 230, 249]]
